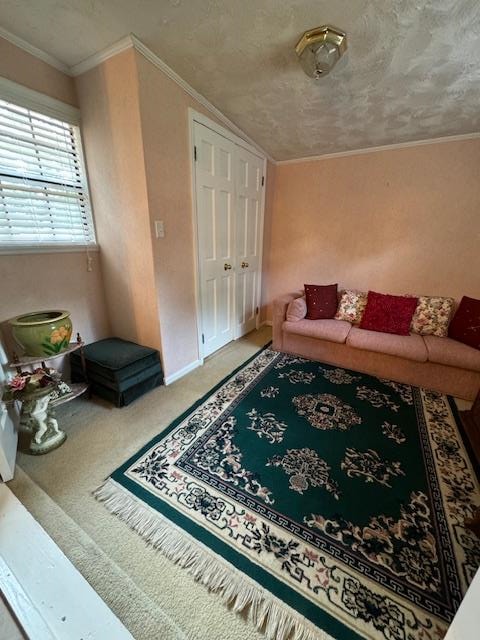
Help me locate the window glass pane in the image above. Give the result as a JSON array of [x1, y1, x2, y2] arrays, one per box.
[[0, 98, 96, 247]]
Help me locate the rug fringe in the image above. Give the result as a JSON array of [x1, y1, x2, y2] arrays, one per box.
[[94, 478, 334, 640]]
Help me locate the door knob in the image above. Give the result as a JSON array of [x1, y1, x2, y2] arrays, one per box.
[[241, 261, 249, 268], [224, 263, 232, 270]]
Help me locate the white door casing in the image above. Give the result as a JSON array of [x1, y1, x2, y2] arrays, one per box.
[[191, 111, 266, 360], [235, 145, 264, 338], [194, 122, 236, 357]]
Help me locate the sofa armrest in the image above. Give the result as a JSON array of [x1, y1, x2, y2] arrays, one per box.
[[272, 291, 303, 351]]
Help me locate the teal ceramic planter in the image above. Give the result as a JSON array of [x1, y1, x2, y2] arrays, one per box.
[[9, 310, 73, 357]]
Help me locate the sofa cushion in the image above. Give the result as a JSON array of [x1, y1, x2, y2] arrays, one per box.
[[424, 335, 480, 372], [283, 319, 352, 344], [304, 283, 338, 319], [360, 291, 418, 335], [286, 296, 307, 322], [448, 296, 480, 350], [347, 327, 428, 362]]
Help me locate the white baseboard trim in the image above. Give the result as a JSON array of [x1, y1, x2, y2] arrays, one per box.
[[164, 359, 203, 385]]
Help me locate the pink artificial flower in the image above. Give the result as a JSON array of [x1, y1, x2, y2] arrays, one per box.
[[9, 376, 26, 391]]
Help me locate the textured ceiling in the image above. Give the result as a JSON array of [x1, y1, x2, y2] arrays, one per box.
[[1, 0, 480, 160]]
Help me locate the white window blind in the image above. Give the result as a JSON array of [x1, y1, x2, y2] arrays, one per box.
[[0, 97, 96, 248]]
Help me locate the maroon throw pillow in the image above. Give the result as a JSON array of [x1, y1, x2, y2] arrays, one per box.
[[304, 284, 338, 320], [360, 291, 418, 335], [448, 296, 480, 350]]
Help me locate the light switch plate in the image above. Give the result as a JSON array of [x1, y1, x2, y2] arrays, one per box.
[[155, 220, 165, 238]]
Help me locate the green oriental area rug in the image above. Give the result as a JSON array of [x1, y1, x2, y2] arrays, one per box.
[[95, 347, 480, 640]]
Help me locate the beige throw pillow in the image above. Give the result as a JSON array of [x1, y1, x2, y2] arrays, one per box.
[[286, 296, 307, 322]]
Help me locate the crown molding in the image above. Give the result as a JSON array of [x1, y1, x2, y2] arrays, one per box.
[[0, 26, 70, 74], [276, 132, 480, 165], [68, 35, 133, 77]]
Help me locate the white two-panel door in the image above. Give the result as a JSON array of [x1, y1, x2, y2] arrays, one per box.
[[194, 123, 236, 357], [194, 120, 264, 358], [235, 146, 264, 337]]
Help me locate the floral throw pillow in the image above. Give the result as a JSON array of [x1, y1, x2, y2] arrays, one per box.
[[335, 290, 368, 325], [410, 296, 455, 337]]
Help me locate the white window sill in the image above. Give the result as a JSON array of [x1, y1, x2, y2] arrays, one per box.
[[0, 244, 100, 255]]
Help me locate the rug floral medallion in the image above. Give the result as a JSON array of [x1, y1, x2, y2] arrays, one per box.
[[99, 348, 480, 640]]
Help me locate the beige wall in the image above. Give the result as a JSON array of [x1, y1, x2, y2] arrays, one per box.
[[75, 49, 161, 352], [78, 49, 264, 379], [0, 36, 77, 106], [0, 252, 109, 357], [135, 54, 199, 375], [0, 37, 110, 352], [264, 139, 480, 318], [135, 52, 234, 377]]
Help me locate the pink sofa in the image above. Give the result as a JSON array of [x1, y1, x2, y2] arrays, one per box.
[[272, 292, 480, 401]]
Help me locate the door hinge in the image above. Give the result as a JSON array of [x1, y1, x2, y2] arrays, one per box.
[[256, 306, 259, 315], [201, 333, 205, 344], [261, 176, 265, 186], [194, 145, 197, 161]]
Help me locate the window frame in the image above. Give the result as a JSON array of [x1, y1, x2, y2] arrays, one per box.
[[0, 77, 98, 254]]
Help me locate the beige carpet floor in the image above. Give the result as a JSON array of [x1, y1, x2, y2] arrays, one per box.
[[9, 328, 274, 640], [8, 327, 471, 640]]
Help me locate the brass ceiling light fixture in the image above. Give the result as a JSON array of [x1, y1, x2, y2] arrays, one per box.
[[295, 25, 347, 78]]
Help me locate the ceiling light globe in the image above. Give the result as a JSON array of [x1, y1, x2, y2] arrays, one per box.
[[295, 25, 347, 79], [313, 42, 340, 77]]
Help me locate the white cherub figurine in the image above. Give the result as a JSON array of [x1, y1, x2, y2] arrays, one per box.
[[30, 393, 51, 444], [9, 366, 67, 454]]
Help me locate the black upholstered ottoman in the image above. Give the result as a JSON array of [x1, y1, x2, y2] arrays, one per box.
[[70, 338, 163, 407]]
